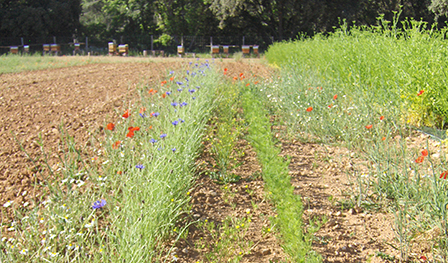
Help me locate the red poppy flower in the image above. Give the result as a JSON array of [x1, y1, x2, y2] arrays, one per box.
[[254, 81, 259, 84], [106, 123, 115, 131], [112, 141, 121, 149], [169, 77, 174, 81], [162, 93, 166, 98], [417, 90, 424, 96], [239, 73, 244, 77], [246, 83, 250, 87], [128, 126, 140, 132], [328, 104, 333, 108], [422, 149, 428, 157], [149, 125, 153, 130], [117, 171, 122, 175], [306, 107, 313, 112], [380, 116, 384, 120], [381, 137, 386, 141], [122, 110, 130, 119], [333, 94, 338, 100], [161, 80, 167, 86], [415, 156, 425, 163], [233, 76, 238, 81], [440, 171, 448, 179], [126, 131, 135, 138], [365, 124, 373, 129]]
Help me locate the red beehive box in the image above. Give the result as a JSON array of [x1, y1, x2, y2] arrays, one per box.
[[242, 45, 250, 54], [212, 45, 220, 54]]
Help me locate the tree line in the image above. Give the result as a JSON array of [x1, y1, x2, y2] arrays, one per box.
[[1, 0, 448, 47]]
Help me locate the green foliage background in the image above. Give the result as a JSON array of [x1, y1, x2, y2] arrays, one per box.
[[1, 0, 446, 49]]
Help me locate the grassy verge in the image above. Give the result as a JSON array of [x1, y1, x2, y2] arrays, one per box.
[[242, 85, 321, 262], [0, 59, 221, 262], [0, 53, 166, 74]]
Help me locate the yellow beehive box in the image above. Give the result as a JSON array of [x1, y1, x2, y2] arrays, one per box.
[[222, 45, 229, 54], [24, 45, 29, 53], [177, 45, 184, 54], [74, 43, 80, 50], [108, 42, 116, 54], [43, 44, 50, 52], [118, 44, 128, 54], [10, 46, 18, 54], [50, 44, 60, 52]]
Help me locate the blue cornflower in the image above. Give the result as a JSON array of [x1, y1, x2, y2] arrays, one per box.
[[178, 118, 184, 123], [172, 120, 179, 126], [191, 72, 197, 77], [150, 138, 157, 144], [188, 89, 195, 93], [186, 70, 190, 75], [177, 88, 183, 92], [160, 134, 167, 139], [92, 199, 106, 209], [136, 164, 145, 170], [171, 102, 178, 107], [180, 102, 188, 107], [185, 77, 189, 82], [166, 91, 172, 95], [176, 81, 183, 85], [172, 148, 176, 152], [169, 70, 174, 74], [139, 113, 146, 118], [193, 97, 196, 100], [189, 62, 192, 66], [153, 112, 160, 117], [196, 86, 200, 89]]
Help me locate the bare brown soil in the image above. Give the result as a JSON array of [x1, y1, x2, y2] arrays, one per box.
[[0, 57, 437, 262]]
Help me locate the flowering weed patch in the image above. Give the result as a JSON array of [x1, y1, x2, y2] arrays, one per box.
[[266, 17, 448, 128]]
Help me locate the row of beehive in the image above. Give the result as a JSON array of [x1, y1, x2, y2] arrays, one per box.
[[10, 44, 68, 54], [108, 43, 128, 55], [177, 45, 258, 55], [10, 45, 30, 54]]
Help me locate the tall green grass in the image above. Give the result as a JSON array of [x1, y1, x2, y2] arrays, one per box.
[[263, 18, 448, 261], [266, 17, 448, 128]]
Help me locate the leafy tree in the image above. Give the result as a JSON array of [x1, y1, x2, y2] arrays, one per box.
[[0, 0, 81, 38]]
